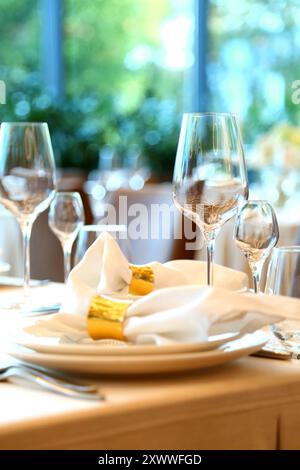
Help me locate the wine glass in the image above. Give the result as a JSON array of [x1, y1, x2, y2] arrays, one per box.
[[74, 224, 131, 265], [265, 246, 300, 353], [0, 122, 56, 309], [234, 200, 279, 293], [49, 192, 84, 282], [173, 112, 248, 285], [265, 246, 300, 298]]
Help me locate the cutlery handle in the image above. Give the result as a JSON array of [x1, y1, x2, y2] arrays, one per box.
[[20, 365, 98, 393], [3, 368, 103, 400]]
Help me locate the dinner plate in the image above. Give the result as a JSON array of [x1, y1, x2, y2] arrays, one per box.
[[16, 331, 240, 356], [9, 331, 268, 375]]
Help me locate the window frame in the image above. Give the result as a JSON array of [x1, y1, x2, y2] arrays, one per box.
[[41, 0, 207, 109]]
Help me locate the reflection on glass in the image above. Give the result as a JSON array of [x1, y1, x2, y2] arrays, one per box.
[[49, 192, 84, 282], [266, 246, 300, 298], [266, 246, 300, 350], [0, 122, 56, 309], [173, 112, 248, 285], [234, 200, 279, 293]]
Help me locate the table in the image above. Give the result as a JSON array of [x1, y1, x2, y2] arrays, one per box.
[[0, 356, 300, 450], [0, 284, 300, 450]]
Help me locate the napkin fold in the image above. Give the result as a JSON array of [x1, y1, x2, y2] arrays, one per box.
[[25, 285, 300, 345], [61, 232, 248, 316], [25, 232, 299, 346]]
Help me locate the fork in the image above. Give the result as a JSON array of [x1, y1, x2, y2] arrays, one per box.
[[2, 364, 99, 391], [0, 364, 104, 400]]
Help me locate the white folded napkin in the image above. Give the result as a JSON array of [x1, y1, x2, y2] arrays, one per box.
[[61, 232, 248, 316], [24, 285, 300, 345]]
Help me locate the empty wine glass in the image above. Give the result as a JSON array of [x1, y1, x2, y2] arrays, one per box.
[[234, 200, 279, 293], [49, 192, 84, 282], [0, 122, 56, 309], [266, 246, 300, 298], [265, 246, 300, 353], [173, 112, 248, 285]]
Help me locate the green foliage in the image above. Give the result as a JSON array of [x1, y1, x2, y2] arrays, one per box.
[[64, 0, 178, 109], [0, 71, 179, 176], [0, 0, 181, 177], [208, 0, 300, 144], [0, 0, 39, 72], [3, 0, 300, 177]]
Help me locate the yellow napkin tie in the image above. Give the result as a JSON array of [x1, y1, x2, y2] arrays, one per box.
[[87, 264, 154, 340], [88, 295, 129, 341], [128, 265, 155, 296]]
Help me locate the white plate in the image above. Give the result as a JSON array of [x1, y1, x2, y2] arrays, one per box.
[[9, 331, 268, 375], [16, 332, 240, 356]]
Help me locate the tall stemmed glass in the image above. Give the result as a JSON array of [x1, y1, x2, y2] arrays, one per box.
[[266, 246, 300, 298], [265, 246, 300, 350], [234, 200, 279, 293], [49, 192, 84, 282], [0, 122, 56, 308], [173, 113, 248, 285]]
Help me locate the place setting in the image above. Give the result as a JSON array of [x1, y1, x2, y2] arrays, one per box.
[[0, 115, 299, 387], [3, 0, 300, 456], [9, 232, 273, 376]]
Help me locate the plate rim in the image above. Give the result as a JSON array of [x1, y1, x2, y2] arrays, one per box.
[[15, 331, 241, 356], [9, 331, 269, 375]]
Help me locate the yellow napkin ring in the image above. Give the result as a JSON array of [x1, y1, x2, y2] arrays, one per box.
[[87, 295, 130, 341], [87, 265, 154, 341], [129, 265, 155, 296]]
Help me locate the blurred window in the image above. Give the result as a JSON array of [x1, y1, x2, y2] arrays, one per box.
[[208, 0, 300, 142], [1, 0, 300, 160], [64, 0, 194, 111], [0, 0, 40, 98]]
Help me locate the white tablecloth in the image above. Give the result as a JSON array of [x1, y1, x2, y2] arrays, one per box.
[[0, 211, 22, 277]]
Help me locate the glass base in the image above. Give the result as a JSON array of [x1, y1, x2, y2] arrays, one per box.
[[0, 291, 29, 311], [270, 322, 300, 357], [271, 321, 300, 340], [0, 294, 60, 315]]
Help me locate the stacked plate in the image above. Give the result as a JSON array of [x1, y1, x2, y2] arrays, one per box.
[[9, 328, 269, 376]]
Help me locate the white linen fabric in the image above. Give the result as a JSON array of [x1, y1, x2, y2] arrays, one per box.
[[60, 232, 248, 316], [23, 232, 300, 346], [24, 285, 300, 345]]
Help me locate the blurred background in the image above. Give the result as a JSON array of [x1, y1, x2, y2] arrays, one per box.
[[0, 0, 300, 280]]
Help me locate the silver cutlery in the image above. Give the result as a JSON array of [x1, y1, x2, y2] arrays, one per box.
[[252, 330, 300, 360], [13, 364, 98, 391], [21, 304, 61, 316], [0, 364, 103, 400], [271, 325, 292, 342], [269, 325, 300, 359]]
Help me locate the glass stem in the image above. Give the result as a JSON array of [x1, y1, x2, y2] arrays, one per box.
[[251, 263, 262, 294], [63, 242, 73, 283], [20, 218, 33, 301], [206, 235, 216, 286]]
